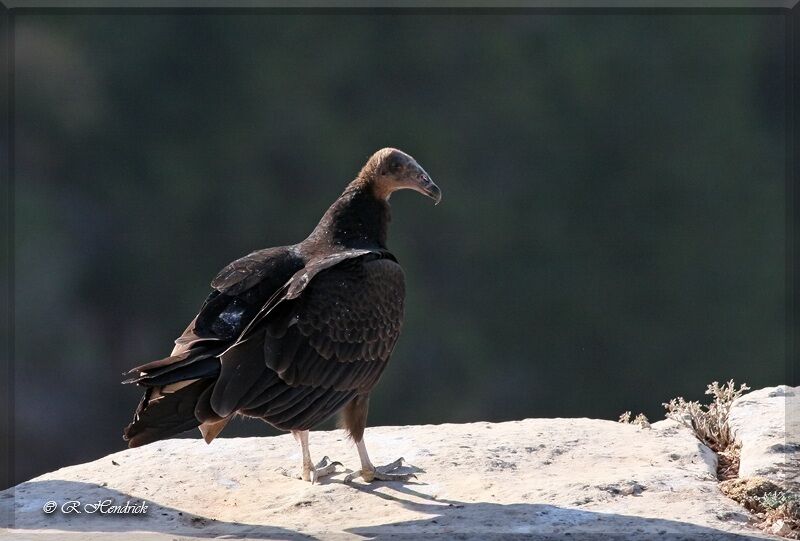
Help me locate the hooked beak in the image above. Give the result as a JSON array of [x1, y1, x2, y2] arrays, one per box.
[[414, 171, 442, 205]]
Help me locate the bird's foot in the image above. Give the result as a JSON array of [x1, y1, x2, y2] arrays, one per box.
[[344, 457, 418, 483], [301, 456, 343, 484]]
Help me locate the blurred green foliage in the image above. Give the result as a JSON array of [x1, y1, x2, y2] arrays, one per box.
[[9, 11, 787, 486]]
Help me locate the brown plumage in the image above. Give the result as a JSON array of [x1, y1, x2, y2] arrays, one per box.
[[123, 148, 440, 482]]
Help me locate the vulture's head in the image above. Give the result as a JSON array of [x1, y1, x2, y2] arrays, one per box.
[[362, 147, 441, 205]]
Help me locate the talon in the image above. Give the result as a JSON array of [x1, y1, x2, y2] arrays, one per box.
[[344, 469, 375, 483], [300, 456, 344, 484], [373, 470, 417, 481], [310, 457, 343, 484], [344, 458, 418, 483], [315, 456, 343, 469], [376, 457, 404, 473]]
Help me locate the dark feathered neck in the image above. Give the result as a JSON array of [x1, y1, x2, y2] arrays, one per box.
[[304, 177, 390, 251]]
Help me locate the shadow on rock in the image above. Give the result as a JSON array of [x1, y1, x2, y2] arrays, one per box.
[[3, 478, 766, 540], [344, 483, 764, 540], [3, 480, 317, 540]]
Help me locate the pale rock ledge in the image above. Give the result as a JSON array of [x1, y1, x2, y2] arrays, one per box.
[[1, 386, 796, 540]]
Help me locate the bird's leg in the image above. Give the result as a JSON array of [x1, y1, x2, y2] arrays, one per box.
[[339, 395, 417, 483], [343, 437, 416, 483], [292, 430, 342, 483]]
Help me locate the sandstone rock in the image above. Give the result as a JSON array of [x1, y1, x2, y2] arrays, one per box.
[[1, 415, 779, 540], [729, 386, 799, 490]]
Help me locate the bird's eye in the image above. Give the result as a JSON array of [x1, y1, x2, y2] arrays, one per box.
[[380, 158, 402, 176]]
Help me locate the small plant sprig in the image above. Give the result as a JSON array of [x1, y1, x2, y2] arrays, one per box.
[[758, 491, 800, 510], [757, 491, 800, 539], [618, 411, 651, 429]]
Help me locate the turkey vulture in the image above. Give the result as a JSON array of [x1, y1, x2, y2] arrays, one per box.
[[123, 148, 440, 483]]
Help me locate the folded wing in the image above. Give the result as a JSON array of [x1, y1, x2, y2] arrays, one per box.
[[124, 247, 404, 446], [214, 251, 405, 431]]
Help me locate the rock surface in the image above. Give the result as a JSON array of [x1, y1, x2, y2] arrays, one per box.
[[1, 387, 795, 540], [729, 385, 799, 490]]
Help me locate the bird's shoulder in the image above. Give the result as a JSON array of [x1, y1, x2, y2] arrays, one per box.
[[305, 251, 404, 302], [211, 245, 303, 296], [284, 247, 400, 300]]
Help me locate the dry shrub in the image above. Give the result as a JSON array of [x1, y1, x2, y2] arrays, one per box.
[[662, 380, 750, 454]]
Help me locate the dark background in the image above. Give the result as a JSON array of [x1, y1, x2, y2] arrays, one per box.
[[6, 10, 789, 488]]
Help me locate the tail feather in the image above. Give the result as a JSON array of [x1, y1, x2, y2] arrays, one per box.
[[125, 351, 193, 377], [123, 351, 221, 385], [123, 379, 213, 448], [124, 355, 220, 387]]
